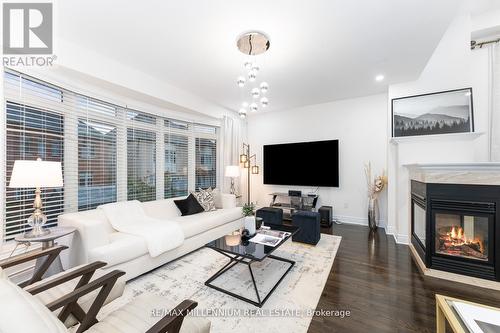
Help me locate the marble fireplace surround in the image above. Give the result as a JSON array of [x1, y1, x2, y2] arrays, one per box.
[[404, 163, 500, 291]]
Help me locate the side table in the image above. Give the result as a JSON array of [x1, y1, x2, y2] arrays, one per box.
[[436, 294, 500, 333], [14, 226, 76, 278]]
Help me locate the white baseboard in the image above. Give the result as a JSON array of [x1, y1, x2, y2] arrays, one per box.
[[394, 234, 409, 244], [334, 215, 387, 228], [372, 224, 409, 244]]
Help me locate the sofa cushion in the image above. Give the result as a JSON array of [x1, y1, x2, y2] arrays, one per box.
[[141, 197, 182, 220], [174, 194, 205, 216], [0, 268, 68, 333], [85, 294, 210, 333], [191, 187, 216, 212], [88, 232, 148, 267], [173, 207, 242, 238]]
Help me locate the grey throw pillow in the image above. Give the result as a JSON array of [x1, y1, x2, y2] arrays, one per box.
[[191, 187, 216, 212]]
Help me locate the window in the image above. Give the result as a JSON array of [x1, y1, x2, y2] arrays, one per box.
[[164, 134, 188, 198], [5, 102, 64, 240], [195, 137, 217, 189], [78, 119, 117, 210], [79, 172, 93, 186], [127, 128, 156, 202], [3, 70, 220, 242]]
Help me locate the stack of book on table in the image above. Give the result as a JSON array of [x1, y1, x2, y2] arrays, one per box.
[[249, 229, 291, 247]]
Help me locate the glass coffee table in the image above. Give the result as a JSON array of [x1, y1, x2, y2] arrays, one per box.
[[205, 223, 299, 307]]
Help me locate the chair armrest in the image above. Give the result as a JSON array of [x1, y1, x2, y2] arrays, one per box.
[[47, 269, 125, 333], [145, 300, 198, 333], [0, 245, 68, 287], [0, 245, 67, 269], [25, 261, 107, 295]]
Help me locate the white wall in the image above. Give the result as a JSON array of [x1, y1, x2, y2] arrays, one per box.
[[247, 93, 388, 226], [386, 13, 492, 244]]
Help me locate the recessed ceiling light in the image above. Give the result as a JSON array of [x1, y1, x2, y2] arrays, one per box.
[[375, 74, 385, 82]]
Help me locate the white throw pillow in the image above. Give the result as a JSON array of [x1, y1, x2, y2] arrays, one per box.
[[192, 187, 216, 212], [0, 268, 68, 333]]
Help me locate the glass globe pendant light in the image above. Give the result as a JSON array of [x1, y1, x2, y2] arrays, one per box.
[[248, 71, 257, 82], [260, 97, 269, 107], [236, 76, 246, 87], [260, 82, 269, 93], [251, 88, 260, 99], [239, 108, 247, 118], [250, 103, 258, 112], [244, 61, 253, 70]]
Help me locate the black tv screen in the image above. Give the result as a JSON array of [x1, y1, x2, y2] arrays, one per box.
[[263, 140, 339, 187]]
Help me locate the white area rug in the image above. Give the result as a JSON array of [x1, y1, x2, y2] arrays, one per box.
[[100, 234, 341, 333]]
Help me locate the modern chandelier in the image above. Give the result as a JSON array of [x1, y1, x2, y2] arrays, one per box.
[[235, 31, 270, 118]]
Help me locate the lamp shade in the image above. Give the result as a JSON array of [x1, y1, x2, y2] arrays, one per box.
[[8, 159, 63, 188], [225, 165, 240, 178]]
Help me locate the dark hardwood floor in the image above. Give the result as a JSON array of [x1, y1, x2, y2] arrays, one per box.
[[307, 224, 500, 333]]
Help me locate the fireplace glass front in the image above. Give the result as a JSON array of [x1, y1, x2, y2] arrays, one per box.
[[434, 213, 489, 262]]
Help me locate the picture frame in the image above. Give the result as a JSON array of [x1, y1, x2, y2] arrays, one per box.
[[391, 88, 474, 138]]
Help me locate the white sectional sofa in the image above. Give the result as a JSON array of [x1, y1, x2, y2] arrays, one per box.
[[58, 192, 243, 280]]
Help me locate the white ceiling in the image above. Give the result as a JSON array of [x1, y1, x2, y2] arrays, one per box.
[[56, 0, 464, 114]]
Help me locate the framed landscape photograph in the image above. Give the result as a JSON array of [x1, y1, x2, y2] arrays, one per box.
[[391, 88, 474, 137]]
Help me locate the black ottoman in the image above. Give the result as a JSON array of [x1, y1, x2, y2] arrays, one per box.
[[292, 211, 321, 245], [256, 207, 283, 226]]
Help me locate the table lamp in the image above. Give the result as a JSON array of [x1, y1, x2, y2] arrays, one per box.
[[8, 158, 64, 237], [225, 165, 240, 195]]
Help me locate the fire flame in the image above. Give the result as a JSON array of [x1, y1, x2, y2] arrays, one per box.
[[445, 226, 483, 253]]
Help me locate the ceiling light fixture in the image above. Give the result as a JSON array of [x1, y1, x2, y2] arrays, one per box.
[[251, 88, 260, 99], [260, 97, 269, 107], [237, 32, 270, 56], [375, 74, 385, 82], [239, 108, 247, 118], [237, 76, 246, 87], [248, 71, 257, 82], [260, 82, 269, 93], [235, 31, 271, 114]]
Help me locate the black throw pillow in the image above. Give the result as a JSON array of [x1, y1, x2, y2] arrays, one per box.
[[174, 194, 205, 216]]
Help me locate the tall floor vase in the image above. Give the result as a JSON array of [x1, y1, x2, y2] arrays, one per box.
[[368, 197, 379, 230]]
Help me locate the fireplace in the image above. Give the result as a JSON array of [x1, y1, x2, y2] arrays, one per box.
[[411, 180, 500, 281]]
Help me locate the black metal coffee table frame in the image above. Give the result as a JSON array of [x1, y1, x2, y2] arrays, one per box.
[[205, 247, 295, 307], [205, 224, 298, 307]]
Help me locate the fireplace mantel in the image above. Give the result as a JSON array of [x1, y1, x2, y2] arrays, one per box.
[[404, 163, 500, 185]]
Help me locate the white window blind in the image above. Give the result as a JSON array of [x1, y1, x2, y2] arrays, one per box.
[[195, 135, 217, 190], [77, 96, 117, 210], [3, 70, 219, 242], [127, 127, 156, 202], [164, 118, 189, 198], [4, 73, 64, 240]]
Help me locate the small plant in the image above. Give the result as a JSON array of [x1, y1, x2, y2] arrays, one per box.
[[242, 202, 255, 217]]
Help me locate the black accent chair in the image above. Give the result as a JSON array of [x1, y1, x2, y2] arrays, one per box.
[[292, 211, 321, 245], [256, 207, 283, 225]]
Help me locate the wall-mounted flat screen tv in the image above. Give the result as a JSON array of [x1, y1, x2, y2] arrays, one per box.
[[263, 140, 339, 187]]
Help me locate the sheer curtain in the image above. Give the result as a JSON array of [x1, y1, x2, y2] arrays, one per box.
[[488, 43, 500, 161], [220, 115, 245, 194]]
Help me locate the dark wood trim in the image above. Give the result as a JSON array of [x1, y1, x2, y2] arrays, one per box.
[[145, 300, 198, 333], [25, 261, 107, 295], [46, 269, 125, 333], [0, 245, 67, 287]]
